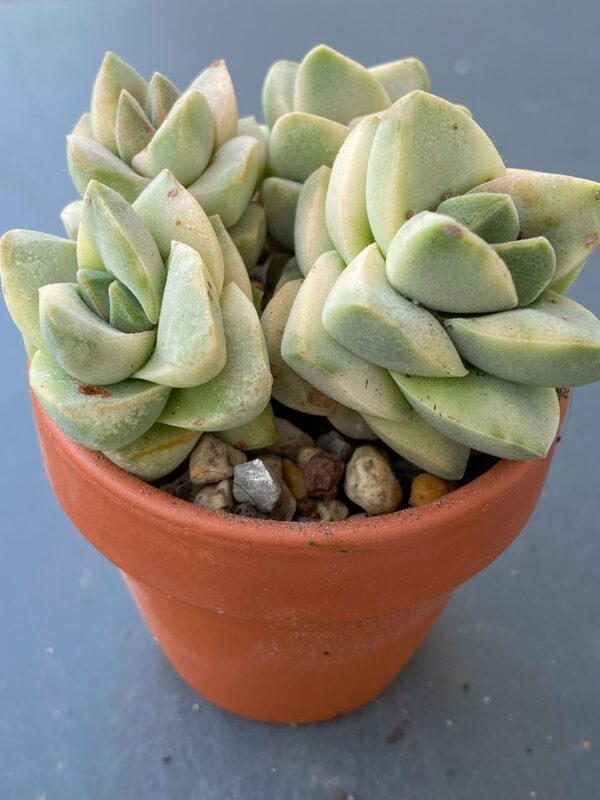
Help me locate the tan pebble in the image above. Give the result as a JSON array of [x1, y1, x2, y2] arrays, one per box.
[[316, 499, 349, 522], [344, 446, 402, 515], [193, 479, 234, 512], [189, 434, 246, 486], [266, 418, 315, 459], [282, 459, 307, 499], [409, 473, 450, 507], [298, 448, 345, 498]]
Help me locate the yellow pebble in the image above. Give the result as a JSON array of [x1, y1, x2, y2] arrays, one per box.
[[409, 473, 450, 507], [282, 458, 308, 499]]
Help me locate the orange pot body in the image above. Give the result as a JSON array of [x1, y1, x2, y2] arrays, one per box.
[[33, 397, 567, 724]]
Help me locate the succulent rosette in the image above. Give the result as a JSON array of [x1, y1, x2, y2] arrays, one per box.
[[263, 63, 600, 479], [0, 171, 273, 479], [63, 52, 268, 270]]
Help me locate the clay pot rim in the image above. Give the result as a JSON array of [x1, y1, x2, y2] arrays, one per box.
[[37, 393, 569, 550]]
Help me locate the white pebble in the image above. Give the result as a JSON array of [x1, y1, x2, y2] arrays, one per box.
[[344, 446, 402, 515]]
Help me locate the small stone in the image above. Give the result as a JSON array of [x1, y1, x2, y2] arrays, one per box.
[[282, 458, 308, 499], [233, 459, 282, 513], [294, 497, 319, 520], [316, 499, 349, 522], [409, 473, 450, 507], [297, 447, 345, 498], [193, 479, 234, 512], [266, 418, 315, 459], [344, 446, 402, 515], [261, 455, 297, 521], [189, 434, 246, 486], [316, 430, 352, 462]]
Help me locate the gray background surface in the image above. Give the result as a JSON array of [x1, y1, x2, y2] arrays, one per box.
[[0, 1, 599, 798]]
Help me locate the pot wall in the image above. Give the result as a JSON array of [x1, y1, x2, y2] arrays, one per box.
[[32, 395, 566, 722]]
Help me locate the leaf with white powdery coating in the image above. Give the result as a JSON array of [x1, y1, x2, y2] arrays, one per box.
[[209, 215, 252, 301], [445, 291, 600, 388], [391, 370, 560, 460], [0, 231, 78, 349], [115, 90, 155, 165], [134, 242, 226, 388], [79, 180, 165, 323], [30, 350, 169, 451], [322, 243, 466, 376], [366, 91, 506, 254], [133, 170, 224, 295], [187, 135, 260, 228], [369, 57, 431, 101], [493, 237, 556, 306], [67, 135, 150, 203], [61, 200, 83, 240], [103, 423, 200, 481], [39, 283, 155, 385], [160, 283, 272, 431], [261, 280, 342, 417], [386, 211, 517, 313], [132, 90, 215, 185], [189, 59, 238, 149], [145, 72, 180, 128], [262, 60, 298, 129], [91, 52, 147, 153], [295, 166, 334, 276], [294, 45, 390, 125], [436, 192, 520, 244], [281, 251, 410, 421], [268, 112, 348, 183], [228, 202, 267, 270], [260, 177, 301, 250]]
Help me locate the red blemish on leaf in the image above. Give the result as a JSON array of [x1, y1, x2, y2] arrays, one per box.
[[440, 191, 454, 202], [167, 189, 178, 198], [74, 380, 111, 397], [584, 232, 599, 247], [443, 223, 463, 238], [211, 59, 223, 67], [175, 219, 182, 226], [406, 210, 414, 220]]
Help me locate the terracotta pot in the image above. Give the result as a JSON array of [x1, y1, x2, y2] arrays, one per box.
[[32, 394, 569, 724]]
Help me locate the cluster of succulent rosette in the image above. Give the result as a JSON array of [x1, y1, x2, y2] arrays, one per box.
[[2, 45, 600, 490]]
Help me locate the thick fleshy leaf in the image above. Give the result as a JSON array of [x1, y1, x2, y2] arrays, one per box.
[[366, 91, 506, 254], [261, 280, 342, 416], [61, 200, 82, 240], [0, 230, 78, 349], [133, 170, 224, 295], [115, 90, 155, 165], [104, 423, 200, 481], [364, 411, 470, 480], [187, 135, 260, 228], [228, 202, 267, 269], [391, 370, 560, 460], [39, 283, 155, 385], [237, 115, 268, 183], [160, 282, 272, 431], [281, 251, 411, 420], [260, 176, 301, 249], [369, 57, 431, 101], [91, 52, 147, 153], [274, 257, 303, 292], [436, 192, 520, 244], [213, 404, 278, 450], [552, 261, 585, 294], [67, 135, 150, 203], [132, 90, 215, 185], [263, 60, 298, 129], [79, 180, 165, 322], [108, 281, 154, 333], [135, 242, 225, 388], [30, 350, 169, 451], [295, 166, 334, 276], [72, 112, 94, 138], [268, 112, 348, 183], [145, 72, 180, 128], [469, 169, 600, 284], [77, 269, 112, 321], [445, 291, 600, 388], [294, 45, 390, 125], [493, 237, 556, 306], [386, 212, 518, 313], [328, 407, 377, 439], [189, 60, 238, 148], [325, 114, 380, 263], [209, 215, 252, 300], [323, 244, 466, 376]]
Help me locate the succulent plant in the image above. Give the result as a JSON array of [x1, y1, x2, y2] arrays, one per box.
[[1, 171, 273, 479], [64, 52, 268, 269], [264, 81, 600, 479]]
